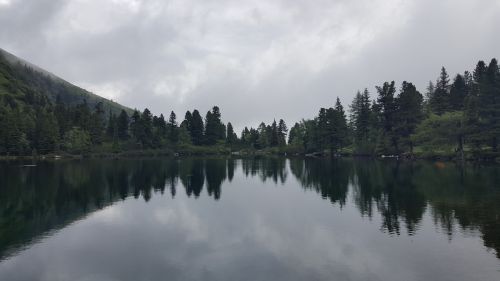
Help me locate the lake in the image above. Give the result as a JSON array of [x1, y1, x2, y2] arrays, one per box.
[[0, 158, 499, 281]]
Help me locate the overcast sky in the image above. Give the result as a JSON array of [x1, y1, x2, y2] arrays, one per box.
[[1, 0, 499, 130]]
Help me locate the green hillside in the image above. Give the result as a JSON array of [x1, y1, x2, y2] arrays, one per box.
[[0, 48, 132, 115]]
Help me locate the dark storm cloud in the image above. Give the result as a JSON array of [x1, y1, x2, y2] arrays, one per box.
[[1, 0, 499, 130]]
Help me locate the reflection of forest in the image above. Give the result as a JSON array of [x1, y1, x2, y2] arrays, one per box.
[[0, 158, 499, 261]]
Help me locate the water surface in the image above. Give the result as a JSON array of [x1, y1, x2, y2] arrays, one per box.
[[0, 158, 499, 281]]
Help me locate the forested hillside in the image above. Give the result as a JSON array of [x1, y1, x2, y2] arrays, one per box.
[[0, 49, 131, 115], [0, 48, 499, 160]]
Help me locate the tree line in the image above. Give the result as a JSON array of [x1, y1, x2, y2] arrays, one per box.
[[286, 58, 500, 159], [1, 56, 499, 159]]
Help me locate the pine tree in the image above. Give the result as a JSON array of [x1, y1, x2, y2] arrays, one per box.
[[376, 81, 398, 152], [350, 89, 372, 150], [479, 58, 500, 151], [333, 97, 348, 152], [449, 74, 467, 111], [54, 95, 69, 137], [167, 111, 178, 143], [183, 111, 193, 133], [430, 67, 450, 115], [106, 111, 116, 139], [257, 122, 268, 148], [140, 108, 154, 148], [270, 120, 278, 146], [204, 106, 225, 145], [190, 110, 204, 145], [473, 60, 487, 83], [89, 102, 105, 145], [34, 109, 59, 153], [117, 110, 129, 140], [74, 100, 91, 130], [394, 81, 423, 153], [226, 122, 237, 145], [277, 119, 288, 146]]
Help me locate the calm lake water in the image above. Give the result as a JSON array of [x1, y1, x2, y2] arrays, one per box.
[[0, 158, 499, 281]]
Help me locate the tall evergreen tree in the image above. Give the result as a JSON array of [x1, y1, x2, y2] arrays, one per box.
[[449, 74, 467, 111], [277, 119, 288, 146], [376, 81, 398, 151], [257, 122, 269, 148], [140, 108, 154, 148], [34, 109, 59, 153], [270, 120, 279, 146], [190, 110, 204, 145], [89, 102, 105, 145], [167, 111, 178, 143], [350, 89, 372, 150], [333, 97, 348, 152], [430, 67, 450, 115], [395, 81, 423, 153], [117, 110, 129, 140], [226, 122, 237, 145], [204, 106, 225, 145], [106, 111, 117, 140], [479, 58, 500, 151]]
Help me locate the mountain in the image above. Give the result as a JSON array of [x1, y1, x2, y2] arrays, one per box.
[[0, 48, 132, 115]]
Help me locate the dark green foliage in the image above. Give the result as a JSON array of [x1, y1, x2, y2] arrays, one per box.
[[478, 59, 500, 151], [63, 127, 91, 154], [204, 106, 225, 145], [0, 49, 131, 115], [117, 110, 129, 140], [190, 110, 204, 145], [153, 114, 167, 147], [140, 108, 154, 148], [449, 74, 467, 111], [376, 81, 398, 152], [278, 119, 288, 146], [34, 109, 59, 153], [429, 67, 450, 115], [167, 111, 178, 143], [350, 89, 374, 153], [394, 82, 423, 152], [0, 50, 499, 158], [412, 112, 465, 158], [89, 102, 105, 145], [226, 122, 237, 145]]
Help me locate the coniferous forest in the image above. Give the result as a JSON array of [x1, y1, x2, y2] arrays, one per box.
[[1, 50, 500, 160]]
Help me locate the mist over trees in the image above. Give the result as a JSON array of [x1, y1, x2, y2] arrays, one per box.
[[1, 50, 499, 159]]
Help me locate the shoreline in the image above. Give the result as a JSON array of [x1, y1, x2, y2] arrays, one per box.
[[1, 149, 499, 164]]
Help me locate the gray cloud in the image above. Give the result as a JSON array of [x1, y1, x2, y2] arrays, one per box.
[[1, 0, 499, 130]]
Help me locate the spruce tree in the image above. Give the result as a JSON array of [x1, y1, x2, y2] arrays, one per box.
[[226, 122, 237, 145], [167, 111, 178, 143], [89, 102, 105, 145], [334, 97, 348, 151], [117, 110, 129, 140], [204, 106, 225, 145], [350, 89, 372, 149], [394, 81, 423, 153], [449, 74, 467, 111], [277, 119, 288, 146], [270, 120, 278, 146], [376, 81, 397, 152], [140, 108, 154, 148], [429, 67, 450, 115], [190, 110, 204, 145]]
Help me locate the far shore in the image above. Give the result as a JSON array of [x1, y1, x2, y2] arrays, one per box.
[[2, 148, 499, 164]]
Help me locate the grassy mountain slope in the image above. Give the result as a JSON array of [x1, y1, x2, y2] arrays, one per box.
[[0, 48, 132, 115]]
